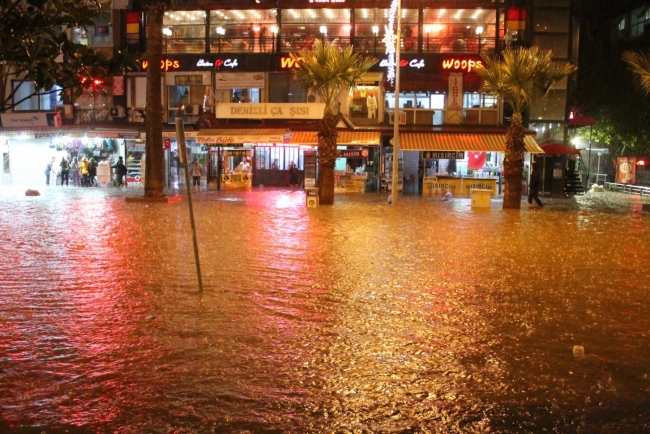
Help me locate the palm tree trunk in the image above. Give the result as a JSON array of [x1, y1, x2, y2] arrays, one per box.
[[503, 113, 526, 209], [144, 7, 165, 198], [317, 113, 339, 205]]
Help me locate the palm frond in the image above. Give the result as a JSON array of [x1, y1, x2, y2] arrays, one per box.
[[476, 46, 576, 115], [290, 41, 377, 112], [622, 50, 650, 95]]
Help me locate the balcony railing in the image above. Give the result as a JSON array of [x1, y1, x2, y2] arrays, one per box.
[[162, 35, 496, 55]]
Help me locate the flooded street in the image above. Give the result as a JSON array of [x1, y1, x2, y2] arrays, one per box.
[[1, 186, 650, 433]]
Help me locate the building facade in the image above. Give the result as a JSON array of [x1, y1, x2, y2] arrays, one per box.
[[1, 0, 575, 194]]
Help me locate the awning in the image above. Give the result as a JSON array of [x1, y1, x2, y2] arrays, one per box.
[[540, 143, 581, 155], [289, 130, 381, 146], [196, 128, 286, 145], [567, 116, 596, 127], [398, 132, 544, 153]]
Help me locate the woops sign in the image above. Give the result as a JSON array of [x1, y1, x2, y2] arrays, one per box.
[[441, 58, 483, 73]]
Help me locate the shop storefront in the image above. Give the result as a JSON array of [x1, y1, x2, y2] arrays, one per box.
[[395, 132, 544, 196]]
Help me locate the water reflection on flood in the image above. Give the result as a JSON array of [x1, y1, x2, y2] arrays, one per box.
[[1, 187, 650, 433]]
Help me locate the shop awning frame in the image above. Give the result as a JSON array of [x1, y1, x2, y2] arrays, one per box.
[[398, 132, 543, 153], [289, 130, 381, 146]]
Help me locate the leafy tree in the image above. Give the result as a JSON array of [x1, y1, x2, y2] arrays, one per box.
[[290, 41, 377, 205], [140, 0, 171, 198], [0, 0, 136, 111], [476, 47, 576, 209]]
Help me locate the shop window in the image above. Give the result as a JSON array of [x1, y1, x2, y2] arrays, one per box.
[[256, 146, 302, 170], [268, 73, 306, 103], [422, 9, 497, 54], [230, 88, 260, 103], [209, 9, 277, 53], [280, 8, 350, 52], [163, 11, 206, 54], [463, 92, 497, 108], [167, 84, 205, 122], [349, 83, 380, 126], [12, 82, 63, 112], [71, 12, 112, 47]]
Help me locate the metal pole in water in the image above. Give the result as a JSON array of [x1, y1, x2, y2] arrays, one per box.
[[175, 118, 204, 292], [390, 0, 402, 205]]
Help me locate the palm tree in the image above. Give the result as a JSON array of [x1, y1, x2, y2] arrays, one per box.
[[141, 0, 171, 198], [622, 50, 650, 95], [475, 47, 576, 209], [290, 41, 377, 205]]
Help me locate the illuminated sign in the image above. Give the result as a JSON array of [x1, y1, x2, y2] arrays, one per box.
[[339, 149, 369, 158], [280, 56, 301, 69], [226, 150, 252, 156], [423, 151, 465, 159], [215, 103, 324, 120], [383, 0, 399, 85], [309, 0, 344, 3], [196, 58, 239, 69], [442, 58, 483, 73], [141, 59, 181, 72], [379, 59, 425, 69]]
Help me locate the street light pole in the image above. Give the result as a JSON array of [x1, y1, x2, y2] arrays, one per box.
[[390, 0, 402, 205]]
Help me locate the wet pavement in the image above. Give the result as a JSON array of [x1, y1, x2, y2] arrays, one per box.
[[1, 186, 650, 433]]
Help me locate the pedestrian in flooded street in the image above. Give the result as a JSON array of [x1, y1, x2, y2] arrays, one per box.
[[528, 159, 543, 207]]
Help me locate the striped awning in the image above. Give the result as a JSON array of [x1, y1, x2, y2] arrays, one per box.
[[196, 128, 286, 145], [289, 130, 381, 146], [398, 132, 543, 153]]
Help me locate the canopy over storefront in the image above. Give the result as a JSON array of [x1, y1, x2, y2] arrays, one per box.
[[540, 143, 581, 155], [397, 132, 543, 153], [289, 130, 381, 146]]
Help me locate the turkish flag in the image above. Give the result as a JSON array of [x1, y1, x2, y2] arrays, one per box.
[[468, 152, 486, 170]]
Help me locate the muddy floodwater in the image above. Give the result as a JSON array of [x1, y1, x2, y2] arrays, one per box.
[[1, 186, 650, 433]]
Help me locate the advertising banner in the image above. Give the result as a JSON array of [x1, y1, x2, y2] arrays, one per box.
[[616, 157, 637, 184], [215, 72, 265, 89]]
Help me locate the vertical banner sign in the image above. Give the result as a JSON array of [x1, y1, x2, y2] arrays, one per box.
[[448, 73, 463, 110], [383, 0, 399, 86], [616, 157, 637, 184], [113, 76, 125, 96]]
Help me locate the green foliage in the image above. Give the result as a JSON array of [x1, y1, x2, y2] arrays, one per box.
[[574, 52, 650, 158], [0, 0, 139, 111], [476, 47, 577, 116], [290, 41, 377, 115]]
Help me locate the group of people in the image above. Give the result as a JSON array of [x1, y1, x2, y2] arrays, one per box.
[[45, 156, 127, 188]]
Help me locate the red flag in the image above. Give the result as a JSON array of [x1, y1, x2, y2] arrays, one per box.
[[468, 152, 486, 170]]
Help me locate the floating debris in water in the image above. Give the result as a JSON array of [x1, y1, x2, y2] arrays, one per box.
[[573, 345, 585, 358]]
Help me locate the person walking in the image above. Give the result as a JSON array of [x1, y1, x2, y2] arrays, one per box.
[[70, 157, 80, 186], [80, 156, 89, 187], [45, 157, 55, 186], [111, 156, 127, 187], [191, 158, 203, 190], [88, 158, 97, 187], [288, 160, 298, 187], [60, 157, 70, 186], [528, 159, 544, 207]]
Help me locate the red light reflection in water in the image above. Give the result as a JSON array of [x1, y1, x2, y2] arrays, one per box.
[[0, 188, 166, 429]]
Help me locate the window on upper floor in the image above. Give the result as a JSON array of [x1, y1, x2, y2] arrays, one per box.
[[630, 6, 650, 39], [71, 12, 113, 47], [12, 81, 63, 111], [615, 15, 626, 39]]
